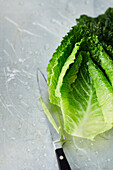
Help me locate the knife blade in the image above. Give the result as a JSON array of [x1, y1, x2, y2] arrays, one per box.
[[37, 68, 71, 170]]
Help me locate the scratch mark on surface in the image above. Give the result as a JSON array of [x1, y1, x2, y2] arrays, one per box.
[[6, 67, 21, 83], [2, 67, 36, 127], [13, 21, 25, 49], [34, 22, 60, 37], [17, 77, 28, 86], [18, 57, 30, 63], [0, 95, 14, 116], [3, 49, 12, 63], [51, 19, 66, 27], [57, 11, 73, 24], [6, 38, 18, 58], [20, 100, 29, 108], [4, 67, 32, 116], [3, 68, 22, 116], [5, 16, 41, 38], [5, 16, 18, 27], [73, 137, 88, 156], [7, 74, 15, 82], [3, 49, 10, 57], [22, 69, 35, 77], [17, 28, 41, 37]]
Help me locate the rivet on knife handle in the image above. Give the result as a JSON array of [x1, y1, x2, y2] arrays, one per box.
[[55, 148, 71, 170]]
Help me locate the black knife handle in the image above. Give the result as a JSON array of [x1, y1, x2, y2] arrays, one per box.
[[55, 148, 71, 170]]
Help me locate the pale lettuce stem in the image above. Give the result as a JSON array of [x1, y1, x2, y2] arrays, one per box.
[[40, 97, 59, 133], [54, 105, 66, 142]]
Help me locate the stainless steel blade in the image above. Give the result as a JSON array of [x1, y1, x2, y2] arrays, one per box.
[[37, 68, 65, 148]]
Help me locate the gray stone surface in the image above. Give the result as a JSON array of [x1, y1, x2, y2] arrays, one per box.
[[0, 0, 113, 170]]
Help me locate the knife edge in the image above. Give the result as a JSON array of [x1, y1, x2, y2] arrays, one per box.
[[37, 68, 72, 170]]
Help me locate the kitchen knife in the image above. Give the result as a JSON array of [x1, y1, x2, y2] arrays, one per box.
[[37, 68, 71, 170]]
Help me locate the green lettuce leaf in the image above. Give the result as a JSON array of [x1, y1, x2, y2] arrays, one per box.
[[88, 57, 113, 124], [76, 8, 113, 45], [60, 52, 112, 140], [102, 42, 113, 60], [88, 36, 113, 86], [47, 26, 78, 106], [55, 40, 82, 99], [47, 26, 90, 106], [98, 46, 113, 86]]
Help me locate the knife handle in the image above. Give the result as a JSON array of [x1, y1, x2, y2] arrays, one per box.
[[55, 148, 71, 170]]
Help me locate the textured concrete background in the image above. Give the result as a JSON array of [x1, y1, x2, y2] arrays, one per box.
[[0, 0, 113, 169]]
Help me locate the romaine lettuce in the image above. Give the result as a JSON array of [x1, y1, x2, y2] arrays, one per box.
[[41, 8, 113, 140]]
